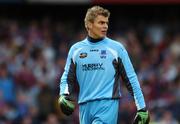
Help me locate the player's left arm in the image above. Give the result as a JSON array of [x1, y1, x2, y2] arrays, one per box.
[[119, 46, 150, 123]]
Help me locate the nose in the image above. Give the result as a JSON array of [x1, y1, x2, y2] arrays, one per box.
[[104, 23, 108, 29]]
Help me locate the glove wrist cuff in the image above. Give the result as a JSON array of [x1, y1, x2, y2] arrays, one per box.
[[138, 107, 147, 112]]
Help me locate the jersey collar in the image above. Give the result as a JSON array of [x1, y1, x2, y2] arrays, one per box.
[[87, 36, 105, 43]]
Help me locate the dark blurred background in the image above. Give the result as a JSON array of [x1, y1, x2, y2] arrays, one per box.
[[0, 0, 180, 124]]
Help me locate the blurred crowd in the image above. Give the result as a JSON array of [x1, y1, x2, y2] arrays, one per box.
[[0, 6, 180, 124]]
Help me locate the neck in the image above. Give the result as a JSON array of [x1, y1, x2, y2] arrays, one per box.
[[87, 36, 104, 43]]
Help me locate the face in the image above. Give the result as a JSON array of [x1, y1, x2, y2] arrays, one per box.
[[88, 15, 109, 39]]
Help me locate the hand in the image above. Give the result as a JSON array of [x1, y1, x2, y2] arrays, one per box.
[[58, 94, 75, 116], [133, 108, 150, 124]]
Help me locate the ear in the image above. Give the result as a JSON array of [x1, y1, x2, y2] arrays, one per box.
[[87, 22, 92, 29]]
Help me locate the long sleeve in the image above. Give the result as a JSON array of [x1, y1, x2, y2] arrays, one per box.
[[119, 46, 146, 110], [60, 46, 77, 95]]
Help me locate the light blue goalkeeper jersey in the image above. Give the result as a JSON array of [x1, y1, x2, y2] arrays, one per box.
[[60, 37, 146, 110]]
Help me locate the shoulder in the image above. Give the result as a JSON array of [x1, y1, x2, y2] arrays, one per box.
[[105, 37, 126, 51], [69, 39, 87, 51]]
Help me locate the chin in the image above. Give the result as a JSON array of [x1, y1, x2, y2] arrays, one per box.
[[99, 34, 106, 38], [102, 34, 107, 37], [101, 35, 106, 38]]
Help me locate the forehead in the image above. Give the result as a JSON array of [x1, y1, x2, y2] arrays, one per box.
[[94, 15, 109, 22]]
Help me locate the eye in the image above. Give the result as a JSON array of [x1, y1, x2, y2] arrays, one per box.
[[99, 21, 104, 24], [99, 21, 107, 25]]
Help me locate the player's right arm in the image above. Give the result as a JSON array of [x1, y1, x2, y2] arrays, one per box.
[[59, 45, 77, 115], [58, 94, 75, 116]]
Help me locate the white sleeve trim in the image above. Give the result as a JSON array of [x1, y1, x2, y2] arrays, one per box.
[[106, 47, 118, 61], [72, 48, 83, 63]]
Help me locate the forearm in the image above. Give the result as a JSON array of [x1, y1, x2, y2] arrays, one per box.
[[130, 75, 146, 110]]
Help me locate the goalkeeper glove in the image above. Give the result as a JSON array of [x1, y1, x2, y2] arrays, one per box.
[[133, 108, 150, 124], [58, 94, 75, 116]]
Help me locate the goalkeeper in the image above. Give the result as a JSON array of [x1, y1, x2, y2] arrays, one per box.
[[58, 5, 150, 124]]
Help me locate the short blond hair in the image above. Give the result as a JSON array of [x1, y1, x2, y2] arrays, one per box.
[[84, 5, 110, 30]]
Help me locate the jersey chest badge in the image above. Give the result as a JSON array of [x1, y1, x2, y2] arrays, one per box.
[[100, 50, 106, 59], [79, 52, 87, 58]]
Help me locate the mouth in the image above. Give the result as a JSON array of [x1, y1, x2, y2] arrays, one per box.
[[101, 30, 107, 35]]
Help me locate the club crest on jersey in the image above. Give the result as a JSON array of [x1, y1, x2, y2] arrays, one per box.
[[79, 52, 87, 58], [100, 50, 106, 59]]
